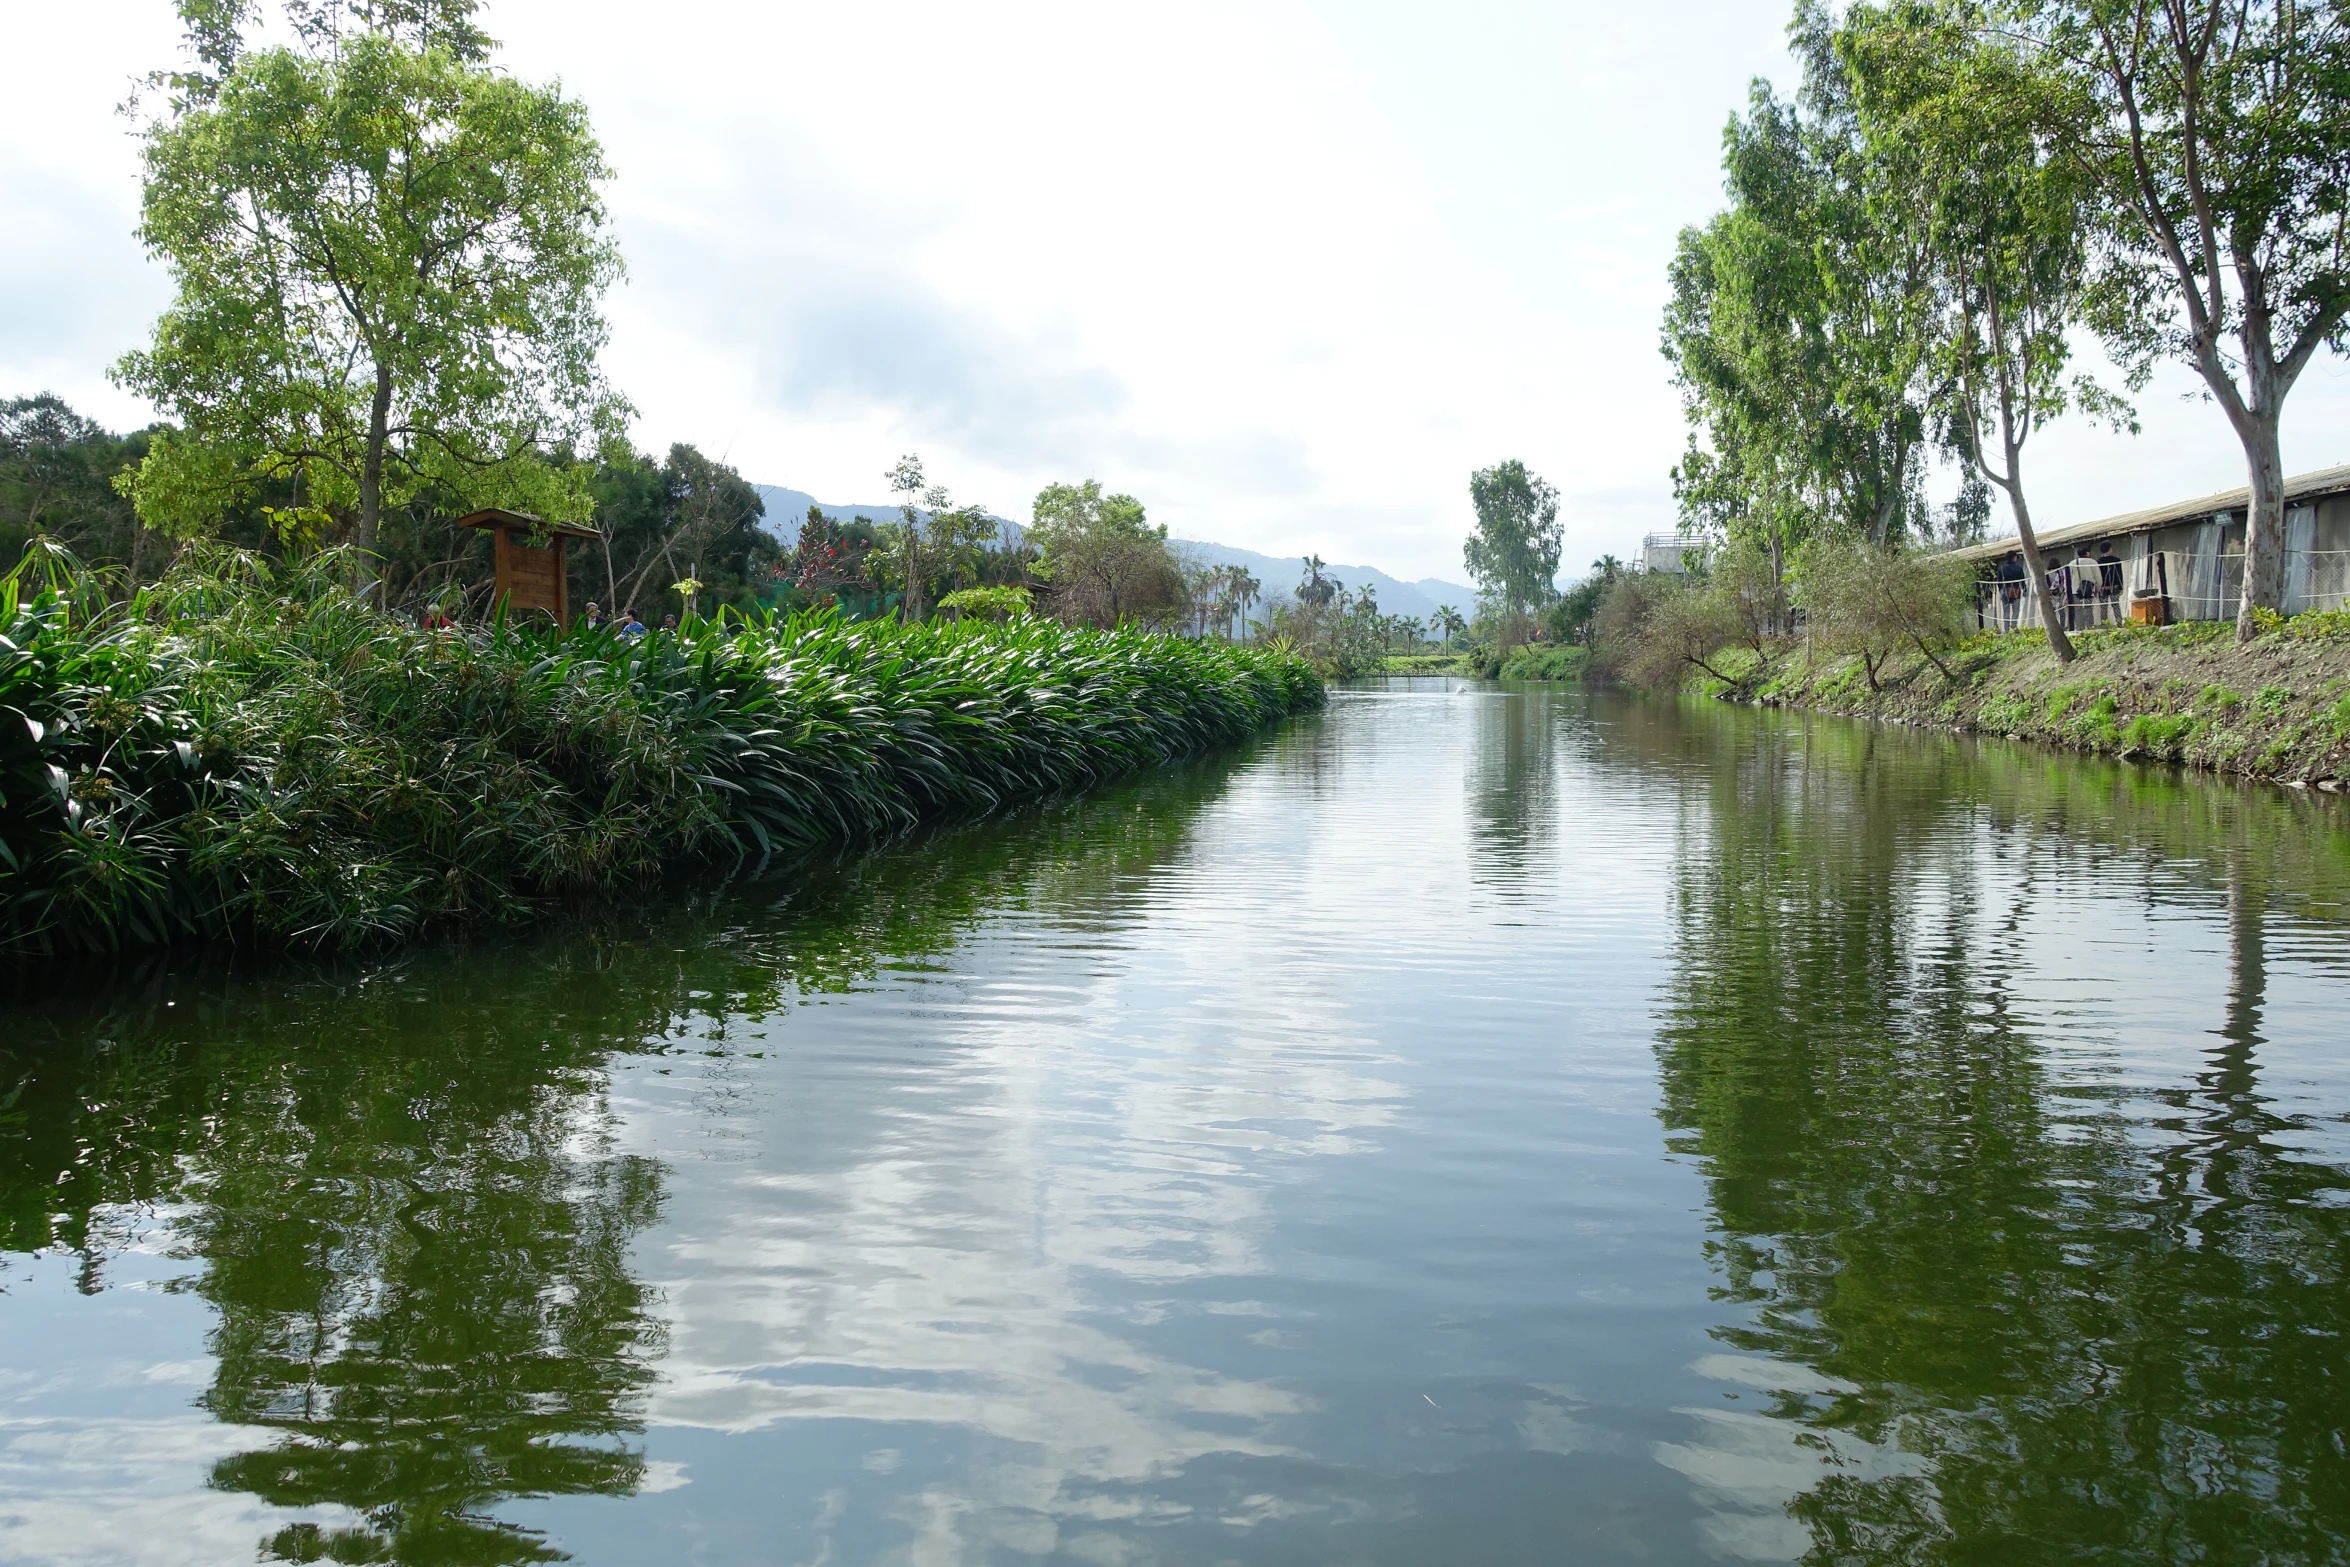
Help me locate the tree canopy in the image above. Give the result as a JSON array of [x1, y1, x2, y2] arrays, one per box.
[[1028, 478, 1183, 628], [2016, 0, 2350, 635], [114, 0, 626, 581], [1463, 460, 1563, 631]]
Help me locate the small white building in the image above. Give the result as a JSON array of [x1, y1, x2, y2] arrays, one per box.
[[1643, 533, 1700, 575]]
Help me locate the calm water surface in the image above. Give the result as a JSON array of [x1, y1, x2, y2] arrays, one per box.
[[4, 683, 2348, 1565]]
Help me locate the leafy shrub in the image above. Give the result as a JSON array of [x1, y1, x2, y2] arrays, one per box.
[[2122, 712, 2197, 755], [1794, 541, 1974, 690], [935, 584, 1033, 621], [1594, 573, 1746, 690], [0, 546, 1322, 954], [1497, 646, 1588, 681], [1979, 692, 2032, 732]]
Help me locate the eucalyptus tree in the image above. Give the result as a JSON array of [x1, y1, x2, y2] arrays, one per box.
[[1843, 0, 2136, 662], [1464, 460, 1563, 648], [114, 0, 627, 587], [2014, 0, 2350, 637], [1663, 5, 1944, 575]]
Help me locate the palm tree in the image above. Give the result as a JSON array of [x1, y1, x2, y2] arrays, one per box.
[[1434, 604, 1467, 646], [1230, 567, 1260, 640], [1298, 555, 1335, 610]]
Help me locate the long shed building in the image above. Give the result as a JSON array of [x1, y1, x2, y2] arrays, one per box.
[[1953, 462, 2350, 632]]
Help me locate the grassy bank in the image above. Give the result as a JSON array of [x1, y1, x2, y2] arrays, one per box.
[[0, 547, 1323, 954], [1691, 611, 2350, 786], [1376, 653, 1474, 675], [1373, 646, 1589, 680]]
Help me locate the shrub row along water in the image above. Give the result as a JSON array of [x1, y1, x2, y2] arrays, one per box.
[[0, 546, 1324, 954]]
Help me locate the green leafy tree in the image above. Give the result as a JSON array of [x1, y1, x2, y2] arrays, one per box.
[[882, 454, 941, 621], [0, 397, 154, 578], [2017, 0, 2350, 637], [1839, 0, 2136, 663], [1663, 7, 1944, 584], [113, 0, 627, 585], [581, 445, 772, 621], [1463, 459, 1563, 648], [1542, 560, 1618, 647], [877, 454, 1002, 621], [1028, 478, 1183, 627]]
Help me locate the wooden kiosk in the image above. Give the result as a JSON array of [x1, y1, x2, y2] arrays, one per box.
[[454, 509, 601, 627]]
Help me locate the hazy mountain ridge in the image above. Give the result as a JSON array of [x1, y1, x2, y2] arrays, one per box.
[[1167, 541, 1476, 624], [753, 486, 1478, 624]]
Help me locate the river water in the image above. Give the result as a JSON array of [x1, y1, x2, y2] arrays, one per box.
[[3, 681, 2347, 1566]]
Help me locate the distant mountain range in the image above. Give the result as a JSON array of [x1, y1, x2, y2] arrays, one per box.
[[753, 485, 1478, 625], [1166, 541, 1476, 624]]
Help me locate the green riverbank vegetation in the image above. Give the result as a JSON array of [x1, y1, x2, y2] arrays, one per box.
[[0, 546, 1322, 956], [0, 0, 1336, 962], [1599, 540, 2350, 784]]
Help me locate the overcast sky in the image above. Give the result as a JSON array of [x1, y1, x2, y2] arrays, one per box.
[[5, 0, 2348, 585]]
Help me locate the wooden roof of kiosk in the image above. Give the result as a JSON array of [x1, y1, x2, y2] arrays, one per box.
[[455, 509, 601, 625]]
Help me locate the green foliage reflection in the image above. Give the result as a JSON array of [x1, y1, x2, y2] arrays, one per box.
[[1647, 700, 2350, 1563], [0, 749, 1246, 1562]]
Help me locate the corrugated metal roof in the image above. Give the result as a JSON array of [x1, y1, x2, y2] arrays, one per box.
[[1949, 461, 2350, 563]]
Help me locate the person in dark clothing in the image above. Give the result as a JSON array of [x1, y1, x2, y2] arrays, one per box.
[[1995, 553, 2026, 629], [2096, 541, 2124, 623]]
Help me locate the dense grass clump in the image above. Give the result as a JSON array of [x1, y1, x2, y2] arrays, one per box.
[[0, 545, 1322, 954]]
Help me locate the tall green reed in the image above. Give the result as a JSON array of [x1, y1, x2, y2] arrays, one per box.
[[0, 545, 1322, 954]]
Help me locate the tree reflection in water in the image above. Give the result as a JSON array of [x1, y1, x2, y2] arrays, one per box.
[[0, 752, 1252, 1564], [1650, 705, 2350, 1564], [1467, 682, 1562, 896]]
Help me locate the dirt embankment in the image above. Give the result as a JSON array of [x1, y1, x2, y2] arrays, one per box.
[[1700, 615, 2350, 789]]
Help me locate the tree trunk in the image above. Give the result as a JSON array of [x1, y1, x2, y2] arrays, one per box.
[[1767, 528, 1786, 637], [1998, 446, 2074, 664], [2234, 411, 2287, 642], [355, 359, 393, 597]]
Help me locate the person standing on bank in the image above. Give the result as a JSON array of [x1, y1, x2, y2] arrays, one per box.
[[2095, 541, 2125, 624]]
